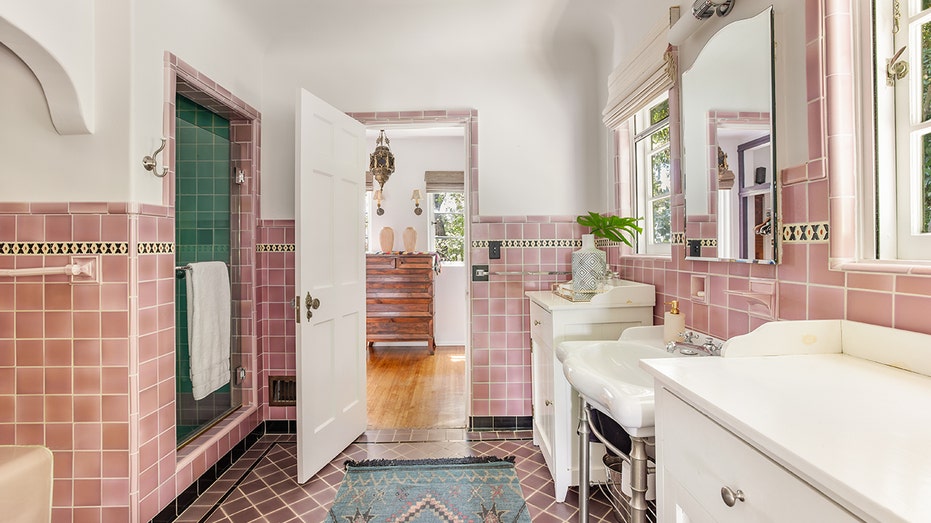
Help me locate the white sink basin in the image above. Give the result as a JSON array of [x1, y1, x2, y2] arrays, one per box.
[[557, 339, 678, 437]]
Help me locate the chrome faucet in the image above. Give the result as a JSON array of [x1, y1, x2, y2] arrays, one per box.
[[701, 337, 722, 356], [665, 332, 722, 356]]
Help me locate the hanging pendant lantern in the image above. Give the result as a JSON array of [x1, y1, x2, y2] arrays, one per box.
[[370, 130, 395, 191]]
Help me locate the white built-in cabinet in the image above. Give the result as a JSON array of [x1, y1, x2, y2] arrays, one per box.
[[655, 387, 857, 522], [526, 291, 653, 502]]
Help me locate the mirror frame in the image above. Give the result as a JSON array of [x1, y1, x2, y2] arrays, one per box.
[[680, 7, 778, 264]]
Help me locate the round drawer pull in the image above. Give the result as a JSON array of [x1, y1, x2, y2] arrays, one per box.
[[544, 400, 553, 406], [533, 320, 542, 326], [720, 486, 745, 507]]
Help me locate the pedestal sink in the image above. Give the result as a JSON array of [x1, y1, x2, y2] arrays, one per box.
[[556, 337, 677, 438], [556, 326, 709, 523]]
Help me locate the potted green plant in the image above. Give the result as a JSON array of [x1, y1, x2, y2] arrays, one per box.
[[570, 212, 642, 293], [575, 212, 642, 246]]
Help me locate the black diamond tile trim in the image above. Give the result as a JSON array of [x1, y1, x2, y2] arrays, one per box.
[[781, 222, 829, 243], [671, 232, 686, 245], [137, 242, 174, 254], [255, 243, 295, 252], [0, 241, 129, 255], [469, 239, 585, 249]]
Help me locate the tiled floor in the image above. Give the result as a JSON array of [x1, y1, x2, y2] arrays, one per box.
[[176, 430, 619, 522]]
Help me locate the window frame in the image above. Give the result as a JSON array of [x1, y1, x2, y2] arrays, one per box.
[[866, 0, 931, 261], [426, 190, 465, 265], [627, 93, 672, 256]]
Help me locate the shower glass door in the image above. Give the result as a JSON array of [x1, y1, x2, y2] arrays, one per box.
[[175, 95, 243, 446]]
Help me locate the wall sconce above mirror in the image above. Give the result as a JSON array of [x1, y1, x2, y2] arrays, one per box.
[[681, 6, 777, 264]]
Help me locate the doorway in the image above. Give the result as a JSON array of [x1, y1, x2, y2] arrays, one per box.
[[361, 123, 472, 430]]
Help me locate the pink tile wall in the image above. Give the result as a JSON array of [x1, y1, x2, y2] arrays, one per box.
[[615, 0, 931, 339], [0, 203, 133, 523], [470, 217, 589, 417], [256, 221, 296, 421]]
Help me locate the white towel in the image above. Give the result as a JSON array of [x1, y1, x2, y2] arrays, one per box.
[[186, 261, 231, 401]]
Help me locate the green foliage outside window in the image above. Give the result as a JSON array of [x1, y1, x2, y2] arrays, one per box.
[[431, 192, 465, 262]]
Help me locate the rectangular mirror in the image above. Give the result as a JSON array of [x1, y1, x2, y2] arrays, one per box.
[[681, 7, 777, 264]]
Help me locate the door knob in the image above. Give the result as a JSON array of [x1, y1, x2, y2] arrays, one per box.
[[305, 292, 320, 320]]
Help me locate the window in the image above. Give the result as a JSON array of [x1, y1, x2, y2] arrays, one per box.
[[629, 94, 671, 255], [873, 0, 931, 259], [428, 192, 465, 262]]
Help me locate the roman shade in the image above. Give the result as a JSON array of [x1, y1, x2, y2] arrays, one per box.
[[425, 171, 464, 192], [602, 18, 675, 129]]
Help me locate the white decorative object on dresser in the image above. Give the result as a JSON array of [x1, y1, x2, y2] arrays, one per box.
[[643, 320, 931, 522], [526, 282, 655, 502]]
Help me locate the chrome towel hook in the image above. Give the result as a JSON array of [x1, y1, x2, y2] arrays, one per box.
[[143, 138, 169, 177]]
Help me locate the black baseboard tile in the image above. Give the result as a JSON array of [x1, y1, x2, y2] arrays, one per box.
[[149, 420, 273, 523]]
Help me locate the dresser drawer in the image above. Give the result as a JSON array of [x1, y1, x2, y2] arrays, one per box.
[[659, 389, 856, 522], [367, 316, 433, 336], [366, 297, 433, 314], [366, 255, 397, 269], [530, 301, 553, 346], [397, 256, 434, 269]]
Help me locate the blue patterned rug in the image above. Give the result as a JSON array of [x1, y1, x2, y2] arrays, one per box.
[[328, 456, 531, 522]]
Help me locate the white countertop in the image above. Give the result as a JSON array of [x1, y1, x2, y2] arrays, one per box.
[[642, 354, 931, 523], [525, 289, 653, 311]]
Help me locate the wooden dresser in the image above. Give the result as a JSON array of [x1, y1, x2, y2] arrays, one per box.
[[365, 253, 435, 354]]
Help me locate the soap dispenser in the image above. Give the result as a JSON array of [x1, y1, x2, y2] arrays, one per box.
[[663, 300, 685, 344]]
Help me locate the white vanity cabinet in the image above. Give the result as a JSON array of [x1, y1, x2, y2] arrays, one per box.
[[655, 388, 856, 522], [644, 319, 931, 523], [526, 290, 654, 502]]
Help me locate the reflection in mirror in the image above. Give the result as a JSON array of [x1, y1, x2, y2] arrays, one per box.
[[681, 7, 776, 263]]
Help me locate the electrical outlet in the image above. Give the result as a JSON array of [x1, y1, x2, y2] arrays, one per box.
[[688, 239, 702, 258], [472, 264, 489, 281], [488, 241, 502, 259]]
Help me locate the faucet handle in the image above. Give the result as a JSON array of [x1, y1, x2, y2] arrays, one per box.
[[702, 337, 722, 356], [682, 331, 697, 343]]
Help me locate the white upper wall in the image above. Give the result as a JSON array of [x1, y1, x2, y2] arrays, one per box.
[[256, 0, 641, 219], [0, 0, 809, 212]]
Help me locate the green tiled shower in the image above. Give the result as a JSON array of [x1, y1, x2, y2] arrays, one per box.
[[175, 95, 240, 445]]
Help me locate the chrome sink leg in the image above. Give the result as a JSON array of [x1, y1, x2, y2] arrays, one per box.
[[629, 436, 649, 523], [577, 397, 590, 523]]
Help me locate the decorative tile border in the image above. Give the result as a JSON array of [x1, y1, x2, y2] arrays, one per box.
[[672, 232, 686, 245], [256, 243, 295, 252], [471, 239, 581, 248], [684, 238, 718, 247], [781, 222, 830, 243], [137, 242, 174, 254], [0, 241, 129, 255]]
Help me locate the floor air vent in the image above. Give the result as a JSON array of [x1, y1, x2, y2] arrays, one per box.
[[269, 376, 297, 406]]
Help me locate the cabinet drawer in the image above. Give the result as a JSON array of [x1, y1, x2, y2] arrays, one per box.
[[659, 389, 856, 522], [366, 297, 433, 314], [366, 255, 397, 269], [530, 302, 553, 345], [367, 317, 433, 335], [367, 281, 433, 296], [397, 256, 434, 269]]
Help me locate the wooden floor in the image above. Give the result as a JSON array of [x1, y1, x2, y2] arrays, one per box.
[[366, 345, 466, 429]]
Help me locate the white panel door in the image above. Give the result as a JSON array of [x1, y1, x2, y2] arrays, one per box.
[[294, 89, 367, 483]]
